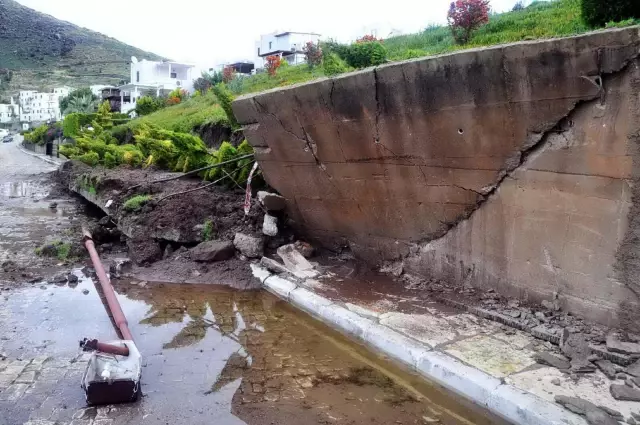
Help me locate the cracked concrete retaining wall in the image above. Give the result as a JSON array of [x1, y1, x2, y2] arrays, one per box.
[[233, 27, 640, 328]]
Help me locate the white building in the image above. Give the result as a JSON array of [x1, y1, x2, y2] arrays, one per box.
[[0, 97, 20, 125], [118, 57, 197, 114], [254, 31, 321, 69], [18, 87, 71, 125]]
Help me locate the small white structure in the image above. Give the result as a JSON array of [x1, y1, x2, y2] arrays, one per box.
[[0, 97, 20, 124], [118, 57, 197, 114], [254, 31, 321, 69], [90, 85, 112, 97], [18, 87, 71, 125]]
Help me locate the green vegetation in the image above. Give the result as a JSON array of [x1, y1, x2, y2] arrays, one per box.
[[202, 219, 215, 241], [35, 240, 72, 261], [24, 124, 49, 145], [0, 0, 163, 97], [134, 96, 165, 117], [230, 0, 637, 96], [581, 0, 639, 27], [123, 195, 152, 212], [117, 90, 228, 135], [60, 88, 99, 115]]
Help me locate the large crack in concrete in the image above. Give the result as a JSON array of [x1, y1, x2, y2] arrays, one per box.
[[406, 58, 638, 249], [252, 97, 335, 182]]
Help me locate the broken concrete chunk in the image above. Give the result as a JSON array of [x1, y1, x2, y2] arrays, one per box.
[[380, 260, 404, 277], [262, 214, 278, 237], [535, 352, 570, 370], [257, 191, 286, 211], [584, 409, 621, 425], [190, 240, 235, 262], [555, 395, 598, 415], [233, 233, 264, 258], [571, 360, 597, 374], [276, 244, 318, 279], [596, 360, 618, 379], [628, 417, 637, 425], [611, 384, 640, 401], [260, 257, 290, 275], [293, 241, 314, 258], [597, 406, 623, 420], [607, 333, 640, 355], [627, 360, 640, 378]]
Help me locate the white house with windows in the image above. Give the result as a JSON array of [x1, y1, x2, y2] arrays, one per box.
[[18, 87, 71, 126], [0, 97, 20, 125], [118, 57, 197, 114], [254, 31, 321, 69]]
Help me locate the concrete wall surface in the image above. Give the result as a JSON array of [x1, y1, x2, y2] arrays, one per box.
[[233, 27, 640, 328]]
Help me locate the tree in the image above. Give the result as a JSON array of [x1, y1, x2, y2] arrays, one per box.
[[265, 55, 282, 77], [64, 94, 100, 114], [202, 71, 223, 86], [447, 0, 491, 45], [512, 1, 524, 11], [60, 88, 98, 114], [303, 41, 323, 68], [581, 0, 640, 27], [193, 77, 212, 93]]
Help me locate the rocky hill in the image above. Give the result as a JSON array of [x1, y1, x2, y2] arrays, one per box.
[[0, 0, 164, 97]]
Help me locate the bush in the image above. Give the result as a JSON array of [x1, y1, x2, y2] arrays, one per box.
[[265, 55, 282, 77], [344, 41, 387, 68], [123, 195, 151, 212], [63, 113, 81, 138], [581, 0, 640, 27], [447, 0, 491, 44], [303, 41, 323, 67], [323, 52, 349, 76], [135, 96, 165, 116], [211, 83, 238, 129], [77, 151, 100, 166], [24, 124, 49, 145]]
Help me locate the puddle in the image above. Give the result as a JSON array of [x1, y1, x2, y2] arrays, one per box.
[[0, 275, 506, 425], [0, 181, 49, 199]]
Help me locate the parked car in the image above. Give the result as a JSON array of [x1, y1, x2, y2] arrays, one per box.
[[2, 135, 13, 143]]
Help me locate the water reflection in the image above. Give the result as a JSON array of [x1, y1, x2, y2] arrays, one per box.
[[0, 275, 500, 425]]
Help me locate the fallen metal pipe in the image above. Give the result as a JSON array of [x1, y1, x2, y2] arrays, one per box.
[[80, 338, 130, 357], [82, 227, 134, 342]]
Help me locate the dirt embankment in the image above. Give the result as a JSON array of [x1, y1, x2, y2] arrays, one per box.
[[56, 161, 293, 287]]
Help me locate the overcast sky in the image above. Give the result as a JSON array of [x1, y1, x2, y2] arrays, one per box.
[[16, 0, 525, 66]]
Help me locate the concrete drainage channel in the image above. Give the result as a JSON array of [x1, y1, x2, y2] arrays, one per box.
[[251, 265, 587, 425]]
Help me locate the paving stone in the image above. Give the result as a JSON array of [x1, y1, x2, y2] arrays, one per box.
[[0, 383, 29, 401], [607, 334, 640, 355], [626, 359, 640, 378], [15, 371, 37, 384], [610, 384, 640, 401]]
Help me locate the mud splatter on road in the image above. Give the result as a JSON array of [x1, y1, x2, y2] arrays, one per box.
[[0, 275, 504, 425]]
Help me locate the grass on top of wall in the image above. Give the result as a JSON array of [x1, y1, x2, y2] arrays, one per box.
[[235, 0, 638, 95]]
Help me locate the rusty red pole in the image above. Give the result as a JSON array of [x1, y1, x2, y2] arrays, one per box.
[[83, 227, 134, 343]]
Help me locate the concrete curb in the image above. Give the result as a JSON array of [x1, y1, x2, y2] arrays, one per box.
[[251, 264, 587, 425], [17, 145, 64, 167]]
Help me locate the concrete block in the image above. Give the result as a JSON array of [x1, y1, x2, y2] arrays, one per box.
[[487, 384, 587, 425], [289, 287, 333, 314], [263, 275, 297, 299], [363, 323, 431, 368], [416, 351, 501, 409], [318, 304, 374, 339]]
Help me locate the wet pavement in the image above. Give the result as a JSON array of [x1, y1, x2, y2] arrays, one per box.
[[0, 274, 505, 425], [0, 138, 82, 284]]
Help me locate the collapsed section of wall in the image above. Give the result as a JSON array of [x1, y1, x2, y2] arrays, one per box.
[[233, 27, 640, 327]]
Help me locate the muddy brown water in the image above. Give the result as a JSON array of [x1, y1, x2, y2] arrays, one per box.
[[0, 274, 507, 425]]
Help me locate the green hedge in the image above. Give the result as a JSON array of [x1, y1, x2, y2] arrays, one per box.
[[581, 0, 640, 27]]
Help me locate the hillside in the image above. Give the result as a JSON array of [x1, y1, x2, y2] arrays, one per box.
[[234, 0, 638, 95], [0, 0, 164, 97]]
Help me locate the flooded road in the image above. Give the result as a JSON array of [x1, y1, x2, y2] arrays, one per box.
[[0, 275, 505, 425], [0, 139, 83, 284]]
